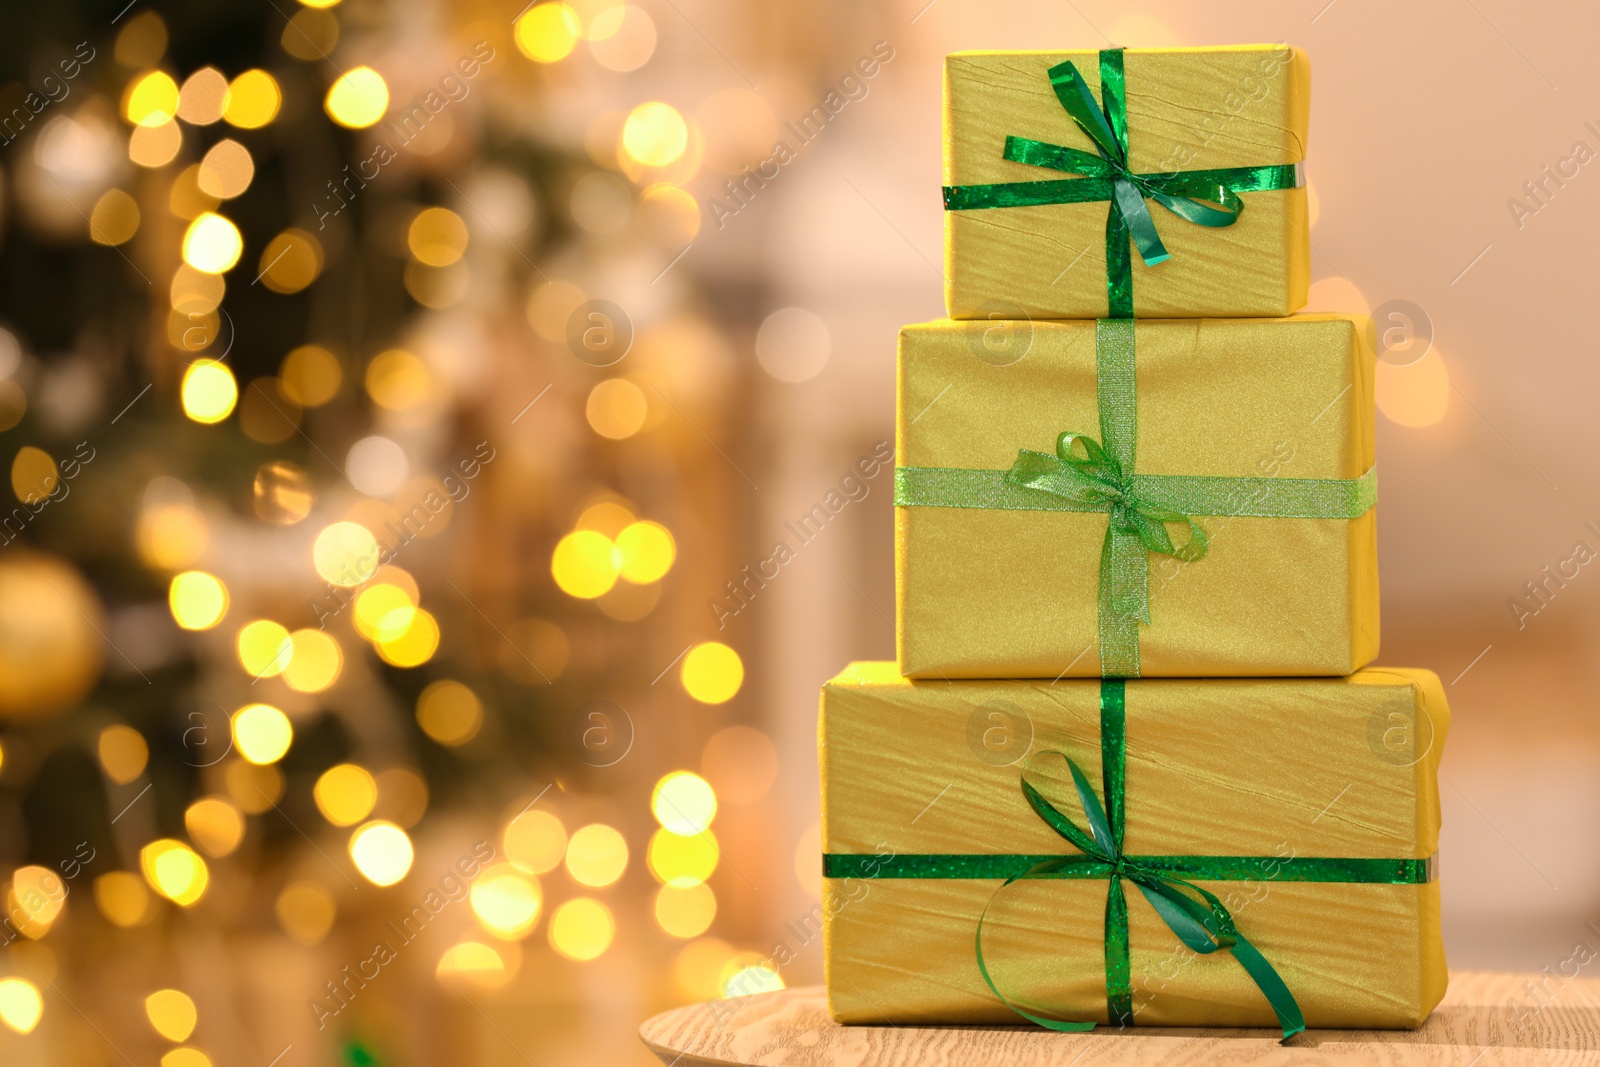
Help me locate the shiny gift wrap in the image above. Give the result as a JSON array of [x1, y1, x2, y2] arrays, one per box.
[[896, 315, 1377, 679], [820, 662, 1449, 1029], [945, 46, 1310, 319]]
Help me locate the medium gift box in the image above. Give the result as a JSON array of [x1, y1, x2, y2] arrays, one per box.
[[944, 46, 1310, 320], [896, 315, 1377, 679], [820, 663, 1448, 1032]]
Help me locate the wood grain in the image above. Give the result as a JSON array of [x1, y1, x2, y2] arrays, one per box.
[[639, 972, 1600, 1066]]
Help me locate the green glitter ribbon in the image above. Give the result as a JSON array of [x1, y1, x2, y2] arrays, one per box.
[[822, 680, 1437, 1041], [942, 48, 1300, 316], [894, 318, 1376, 677]]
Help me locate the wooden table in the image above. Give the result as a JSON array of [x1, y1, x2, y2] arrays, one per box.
[[639, 973, 1600, 1065]]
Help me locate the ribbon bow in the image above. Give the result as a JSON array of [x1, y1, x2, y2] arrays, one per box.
[[943, 49, 1300, 317], [974, 683, 1305, 1040], [1007, 430, 1206, 627]]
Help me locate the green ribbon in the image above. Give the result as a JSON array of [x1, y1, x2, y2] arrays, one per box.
[[942, 48, 1300, 316], [895, 318, 1376, 677], [823, 680, 1437, 1040]]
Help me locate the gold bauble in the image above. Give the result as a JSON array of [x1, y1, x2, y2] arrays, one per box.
[[0, 551, 105, 720]]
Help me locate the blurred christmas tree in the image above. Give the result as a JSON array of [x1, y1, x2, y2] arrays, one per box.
[[0, 1, 767, 1062]]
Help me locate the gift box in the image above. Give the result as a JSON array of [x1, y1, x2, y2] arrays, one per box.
[[896, 315, 1377, 679], [820, 663, 1448, 1032], [944, 46, 1310, 320]]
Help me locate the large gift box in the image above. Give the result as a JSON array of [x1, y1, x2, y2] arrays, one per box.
[[944, 46, 1310, 320], [820, 663, 1448, 1032], [896, 315, 1377, 679]]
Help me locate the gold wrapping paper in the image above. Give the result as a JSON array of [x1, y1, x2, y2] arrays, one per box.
[[896, 315, 1377, 679], [821, 662, 1449, 1028], [944, 47, 1310, 319]]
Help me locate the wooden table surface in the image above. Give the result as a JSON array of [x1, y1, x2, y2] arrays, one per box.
[[639, 972, 1600, 1065]]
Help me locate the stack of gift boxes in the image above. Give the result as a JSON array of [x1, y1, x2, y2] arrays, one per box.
[[819, 46, 1448, 1036]]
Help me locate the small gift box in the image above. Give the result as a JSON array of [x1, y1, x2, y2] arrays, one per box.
[[944, 46, 1310, 319], [896, 315, 1377, 679], [821, 663, 1448, 1032]]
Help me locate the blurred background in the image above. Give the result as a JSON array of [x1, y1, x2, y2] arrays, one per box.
[[0, 0, 1594, 1063]]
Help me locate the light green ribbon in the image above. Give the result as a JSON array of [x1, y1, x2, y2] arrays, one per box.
[[942, 48, 1300, 316], [895, 319, 1376, 677]]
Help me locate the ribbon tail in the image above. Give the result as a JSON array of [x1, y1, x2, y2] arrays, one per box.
[[975, 878, 1098, 1032], [1104, 876, 1133, 1027], [1097, 525, 1146, 677], [1112, 177, 1169, 266], [1229, 932, 1307, 1042], [1103, 198, 1134, 319]]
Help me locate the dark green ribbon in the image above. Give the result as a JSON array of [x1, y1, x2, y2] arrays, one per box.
[[895, 318, 1376, 677], [942, 48, 1300, 316], [823, 680, 1437, 1040]]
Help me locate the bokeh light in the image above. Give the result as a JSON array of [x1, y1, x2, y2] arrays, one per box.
[[144, 989, 197, 1042], [161, 1049, 213, 1067], [416, 679, 483, 745], [276, 881, 336, 946], [585, 378, 648, 439], [647, 827, 719, 887], [621, 101, 687, 168], [681, 642, 743, 704], [437, 940, 511, 988], [197, 139, 253, 198], [313, 521, 380, 587], [231, 703, 293, 765], [237, 619, 293, 677], [178, 67, 228, 125], [564, 823, 628, 887], [407, 207, 469, 266], [314, 763, 378, 826], [1376, 350, 1450, 428], [374, 609, 439, 667], [283, 629, 342, 692], [90, 188, 141, 245], [548, 898, 614, 961], [651, 771, 717, 835], [0, 978, 42, 1035], [184, 796, 245, 857], [280, 344, 342, 406], [258, 229, 323, 293], [180, 359, 237, 423], [140, 839, 210, 906], [723, 959, 784, 997], [514, 3, 581, 62], [365, 349, 432, 411], [11, 865, 66, 934], [169, 570, 228, 630], [125, 71, 180, 126], [95, 871, 152, 928], [504, 810, 567, 874], [325, 66, 389, 128], [349, 821, 414, 886], [590, 6, 657, 72], [182, 212, 243, 273], [655, 882, 716, 938], [470, 865, 543, 939], [223, 70, 281, 128], [614, 520, 674, 582], [97, 724, 149, 784], [551, 529, 619, 598], [673, 938, 735, 1001]]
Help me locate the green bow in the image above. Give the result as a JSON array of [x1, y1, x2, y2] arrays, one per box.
[[942, 49, 1300, 317], [1007, 430, 1206, 627], [894, 318, 1377, 677], [973, 685, 1305, 1039]]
